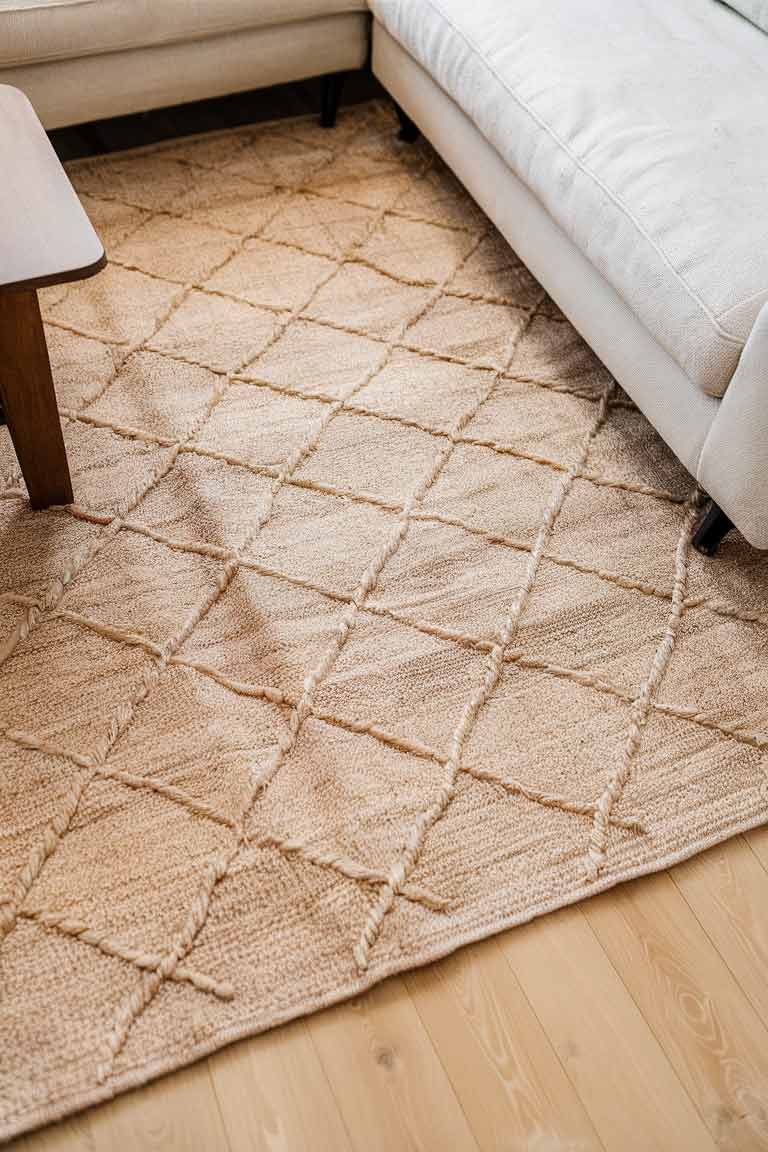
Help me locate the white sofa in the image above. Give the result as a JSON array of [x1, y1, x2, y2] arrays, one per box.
[[2, 0, 767, 550], [0, 0, 369, 129], [369, 0, 768, 552]]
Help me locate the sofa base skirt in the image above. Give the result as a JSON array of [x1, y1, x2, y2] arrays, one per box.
[[1, 13, 370, 130], [372, 27, 725, 504]]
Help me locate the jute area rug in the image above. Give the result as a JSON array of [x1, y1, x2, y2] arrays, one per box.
[[2, 100, 767, 1141]]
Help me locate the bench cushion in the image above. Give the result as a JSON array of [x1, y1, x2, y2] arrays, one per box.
[[369, 0, 768, 397], [0, 0, 367, 68]]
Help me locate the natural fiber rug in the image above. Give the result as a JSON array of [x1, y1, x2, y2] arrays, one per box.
[[2, 100, 768, 1141]]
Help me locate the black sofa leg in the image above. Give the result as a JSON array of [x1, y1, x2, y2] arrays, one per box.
[[394, 102, 420, 142], [320, 73, 345, 128], [692, 500, 734, 557]]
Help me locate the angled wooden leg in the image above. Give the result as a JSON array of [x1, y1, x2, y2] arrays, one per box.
[[0, 289, 72, 508], [692, 499, 734, 557], [320, 72, 346, 128]]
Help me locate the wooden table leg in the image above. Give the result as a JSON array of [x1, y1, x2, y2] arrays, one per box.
[[0, 288, 72, 508]]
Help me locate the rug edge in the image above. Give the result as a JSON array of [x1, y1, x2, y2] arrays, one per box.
[[4, 802, 767, 1145]]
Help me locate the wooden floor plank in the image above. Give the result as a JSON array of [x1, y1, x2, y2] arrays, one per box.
[[403, 934, 605, 1152], [584, 869, 768, 1151], [497, 903, 718, 1152], [307, 972, 481, 1152], [208, 1016, 354, 1152], [673, 836, 768, 1028]]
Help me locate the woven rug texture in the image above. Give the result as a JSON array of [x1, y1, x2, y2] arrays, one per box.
[[2, 101, 768, 1140]]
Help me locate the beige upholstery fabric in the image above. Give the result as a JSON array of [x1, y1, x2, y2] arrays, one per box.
[[369, 0, 768, 399], [2, 103, 768, 1141], [0, 0, 368, 67], [2, 14, 370, 129]]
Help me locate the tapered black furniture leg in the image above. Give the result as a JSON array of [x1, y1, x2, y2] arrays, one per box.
[[320, 73, 345, 128], [394, 102, 420, 142], [692, 500, 734, 557]]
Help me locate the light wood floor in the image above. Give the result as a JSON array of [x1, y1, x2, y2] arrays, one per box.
[[10, 826, 768, 1152]]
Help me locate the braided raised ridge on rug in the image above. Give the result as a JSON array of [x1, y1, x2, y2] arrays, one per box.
[[1, 100, 767, 1141]]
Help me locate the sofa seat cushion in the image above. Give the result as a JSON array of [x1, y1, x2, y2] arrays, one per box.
[[0, 0, 367, 68], [370, 0, 768, 397]]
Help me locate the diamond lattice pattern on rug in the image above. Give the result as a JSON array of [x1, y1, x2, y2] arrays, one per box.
[[1, 101, 768, 1141]]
